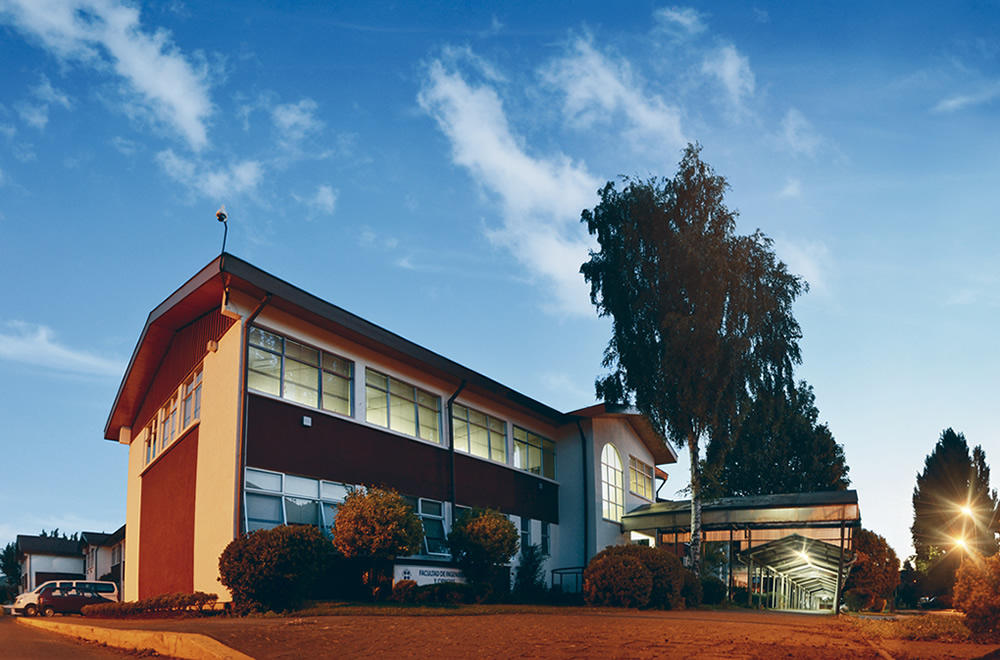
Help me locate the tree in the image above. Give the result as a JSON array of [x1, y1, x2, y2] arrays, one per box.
[[330, 486, 424, 596], [911, 429, 999, 595], [704, 380, 850, 497], [446, 508, 518, 587], [845, 528, 900, 600], [580, 144, 805, 573], [1, 541, 20, 602]]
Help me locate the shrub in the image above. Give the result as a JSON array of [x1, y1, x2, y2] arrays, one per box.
[[412, 581, 492, 604], [512, 543, 548, 601], [218, 524, 334, 614], [844, 587, 876, 612], [953, 553, 1000, 641], [730, 585, 749, 606], [391, 579, 417, 603], [447, 508, 518, 587], [331, 487, 424, 599], [870, 597, 887, 613], [587, 545, 685, 609], [584, 554, 652, 608], [701, 575, 727, 605], [681, 569, 702, 608], [82, 592, 218, 618]]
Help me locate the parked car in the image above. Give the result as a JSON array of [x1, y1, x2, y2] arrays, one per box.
[[918, 595, 953, 610], [37, 584, 116, 616], [4, 580, 119, 616]]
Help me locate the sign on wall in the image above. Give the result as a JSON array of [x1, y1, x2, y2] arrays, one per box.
[[393, 564, 466, 586]]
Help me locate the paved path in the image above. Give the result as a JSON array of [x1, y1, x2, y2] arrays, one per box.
[[0, 616, 137, 659]]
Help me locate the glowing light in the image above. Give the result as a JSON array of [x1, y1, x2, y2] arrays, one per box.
[[953, 537, 967, 550], [960, 505, 974, 517]]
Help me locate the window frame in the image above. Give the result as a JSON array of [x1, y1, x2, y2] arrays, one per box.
[[142, 364, 204, 467], [629, 455, 655, 501], [243, 467, 353, 533], [247, 326, 355, 418], [513, 426, 556, 479], [451, 403, 507, 464], [365, 368, 441, 444], [601, 444, 625, 523], [404, 496, 450, 557]]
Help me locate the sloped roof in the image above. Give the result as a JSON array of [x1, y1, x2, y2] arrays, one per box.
[[740, 533, 856, 599], [569, 403, 677, 465], [16, 535, 82, 558], [80, 531, 112, 548]]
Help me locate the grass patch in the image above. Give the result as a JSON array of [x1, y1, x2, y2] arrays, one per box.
[[847, 613, 972, 643]]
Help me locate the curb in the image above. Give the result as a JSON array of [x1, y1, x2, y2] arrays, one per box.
[[15, 616, 256, 660]]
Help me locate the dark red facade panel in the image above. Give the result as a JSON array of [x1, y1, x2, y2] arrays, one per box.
[[138, 427, 198, 599], [246, 395, 558, 523]]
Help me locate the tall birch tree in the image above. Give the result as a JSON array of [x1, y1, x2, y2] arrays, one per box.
[[580, 144, 805, 574]]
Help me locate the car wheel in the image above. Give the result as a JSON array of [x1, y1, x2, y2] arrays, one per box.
[[42, 606, 55, 617], [23, 604, 37, 617]]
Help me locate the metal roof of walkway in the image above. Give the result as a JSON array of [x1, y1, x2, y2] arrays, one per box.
[[622, 490, 861, 610]]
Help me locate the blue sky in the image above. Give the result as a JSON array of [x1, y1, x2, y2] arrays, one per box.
[[1, 1, 998, 564]]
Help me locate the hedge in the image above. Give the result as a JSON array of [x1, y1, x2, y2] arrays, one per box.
[[82, 592, 217, 618]]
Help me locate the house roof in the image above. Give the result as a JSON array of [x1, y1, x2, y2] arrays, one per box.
[[569, 403, 678, 465], [16, 535, 82, 558], [108, 524, 125, 545], [80, 531, 120, 548], [104, 254, 673, 462]]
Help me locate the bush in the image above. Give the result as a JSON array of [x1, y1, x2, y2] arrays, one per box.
[[681, 569, 702, 608], [584, 554, 652, 608], [412, 581, 493, 604], [218, 524, 334, 614], [730, 585, 749, 606], [391, 579, 418, 603], [870, 597, 887, 613], [701, 575, 727, 605], [447, 508, 518, 587], [82, 592, 218, 618], [586, 545, 685, 609], [512, 543, 548, 601], [953, 553, 1000, 641], [844, 587, 876, 612]]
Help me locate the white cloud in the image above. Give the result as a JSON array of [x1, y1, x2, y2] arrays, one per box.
[[16, 103, 48, 129], [701, 44, 755, 110], [157, 149, 262, 199], [779, 108, 823, 156], [294, 184, 338, 216], [544, 37, 686, 154], [779, 177, 802, 198], [272, 98, 324, 146], [654, 6, 706, 35], [541, 371, 595, 406], [32, 75, 72, 109], [0, 320, 122, 377], [419, 53, 599, 317], [1, 0, 213, 150], [932, 81, 1000, 114], [775, 238, 832, 296]]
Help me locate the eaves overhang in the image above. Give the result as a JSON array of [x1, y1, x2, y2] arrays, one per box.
[[569, 402, 678, 465], [105, 253, 574, 442]]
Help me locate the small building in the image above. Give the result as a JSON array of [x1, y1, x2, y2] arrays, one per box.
[[16, 535, 84, 592], [80, 525, 126, 594], [104, 254, 677, 601]]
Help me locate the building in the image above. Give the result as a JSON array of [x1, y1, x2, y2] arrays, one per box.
[[16, 535, 84, 592], [80, 525, 126, 594], [104, 254, 677, 601]]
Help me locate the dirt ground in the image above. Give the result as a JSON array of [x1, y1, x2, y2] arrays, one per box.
[[78, 609, 1000, 660]]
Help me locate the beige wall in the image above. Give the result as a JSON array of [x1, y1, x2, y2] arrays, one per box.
[[123, 426, 145, 601], [191, 318, 243, 599]]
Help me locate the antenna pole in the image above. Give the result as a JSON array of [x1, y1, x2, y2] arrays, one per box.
[[216, 205, 228, 254]]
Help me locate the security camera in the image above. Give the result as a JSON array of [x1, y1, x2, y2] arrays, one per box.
[[216, 205, 227, 223]]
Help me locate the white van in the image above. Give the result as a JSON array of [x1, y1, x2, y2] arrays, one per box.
[[4, 580, 119, 616]]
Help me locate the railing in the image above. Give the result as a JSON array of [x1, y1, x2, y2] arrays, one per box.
[[551, 566, 584, 594]]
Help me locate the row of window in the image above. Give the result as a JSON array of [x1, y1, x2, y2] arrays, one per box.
[[601, 445, 656, 523], [143, 366, 203, 466], [244, 468, 550, 559], [246, 326, 557, 478]]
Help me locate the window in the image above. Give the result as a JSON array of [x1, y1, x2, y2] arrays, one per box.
[[513, 427, 555, 479], [243, 468, 353, 532], [365, 369, 441, 443], [541, 522, 550, 556], [142, 365, 204, 466], [404, 496, 448, 556], [629, 456, 655, 500], [520, 517, 531, 552], [601, 444, 624, 522], [248, 326, 353, 416], [452, 404, 506, 462]]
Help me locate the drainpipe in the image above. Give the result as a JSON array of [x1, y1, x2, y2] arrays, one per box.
[[446, 380, 467, 525], [576, 420, 590, 567], [232, 292, 272, 538]]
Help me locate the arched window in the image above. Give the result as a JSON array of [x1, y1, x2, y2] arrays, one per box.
[[601, 444, 624, 522]]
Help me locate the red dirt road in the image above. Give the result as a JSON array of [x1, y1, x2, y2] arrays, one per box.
[[78, 609, 1000, 659]]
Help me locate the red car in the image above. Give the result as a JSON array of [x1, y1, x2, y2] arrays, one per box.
[[37, 585, 115, 616]]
